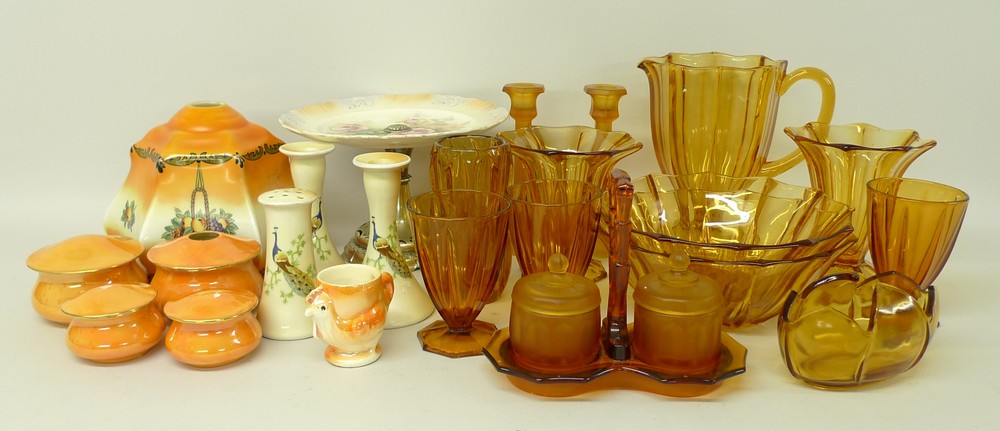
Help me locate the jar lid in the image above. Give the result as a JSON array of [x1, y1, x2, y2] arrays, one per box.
[[164, 290, 258, 324], [147, 232, 260, 270], [633, 253, 723, 313], [26, 234, 143, 274], [61, 283, 156, 319], [511, 254, 601, 314]]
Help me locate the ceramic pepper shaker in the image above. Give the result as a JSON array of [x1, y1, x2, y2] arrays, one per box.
[[257, 188, 319, 340], [632, 252, 724, 375]]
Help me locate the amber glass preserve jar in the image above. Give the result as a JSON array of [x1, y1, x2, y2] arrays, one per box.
[[633, 253, 723, 375], [509, 254, 601, 371]]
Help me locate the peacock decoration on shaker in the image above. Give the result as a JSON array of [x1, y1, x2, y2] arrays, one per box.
[[367, 217, 410, 277], [270, 227, 316, 297]]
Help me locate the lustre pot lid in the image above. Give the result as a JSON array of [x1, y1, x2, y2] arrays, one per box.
[[26, 234, 143, 274], [147, 232, 260, 271]]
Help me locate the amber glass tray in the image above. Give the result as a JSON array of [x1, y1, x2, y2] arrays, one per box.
[[482, 327, 747, 398]]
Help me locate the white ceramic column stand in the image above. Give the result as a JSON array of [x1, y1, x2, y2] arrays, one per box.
[[353, 152, 434, 329], [279, 141, 346, 272], [257, 188, 319, 340]]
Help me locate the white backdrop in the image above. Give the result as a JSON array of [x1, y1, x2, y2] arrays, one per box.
[[2, 1, 998, 429]]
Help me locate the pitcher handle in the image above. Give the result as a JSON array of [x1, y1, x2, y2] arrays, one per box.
[[760, 66, 836, 177], [380, 272, 395, 305]]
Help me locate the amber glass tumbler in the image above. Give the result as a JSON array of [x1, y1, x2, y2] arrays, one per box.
[[507, 179, 602, 277], [407, 190, 511, 358], [430, 135, 513, 302], [868, 177, 969, 292]]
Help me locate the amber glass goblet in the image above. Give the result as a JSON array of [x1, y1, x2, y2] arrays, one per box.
[[507, 179, 603, 277], [867, 177, 969, 293], [430, 135, 513, 302], [407, 190, 511, 358]]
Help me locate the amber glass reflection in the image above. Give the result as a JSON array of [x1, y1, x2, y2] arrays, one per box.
[[430, 135, 513, 302], [868, 178, 969, 292], [407, 190, 510, 358], [785, 122, 936, 270], [779, 272, 936, 388], [639, 52, 835, 178], [507, 180, 602, 277]]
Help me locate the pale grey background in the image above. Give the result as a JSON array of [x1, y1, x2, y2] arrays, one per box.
[[2, 1, 997, 429]]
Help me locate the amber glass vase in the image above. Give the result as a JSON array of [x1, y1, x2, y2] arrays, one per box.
[[407, 190, 511, 358], [506, 180, 602, 277], [785, 122, 936, 270], [868, 178, 969, 292], [429, 135, 513, 302], [639, 52, 835, 178]]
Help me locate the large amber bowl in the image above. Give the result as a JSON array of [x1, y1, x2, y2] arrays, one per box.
[[778, 272, 936, 388], [602, 173, 855, 328]]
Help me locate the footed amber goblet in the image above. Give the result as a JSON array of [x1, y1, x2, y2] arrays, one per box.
[[868, 177, 969, 292], [407, 190, 511, 358], [506, 179, 602, 277], [430, 135, 513, 302]]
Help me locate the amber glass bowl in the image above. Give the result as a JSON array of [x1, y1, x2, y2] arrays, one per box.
[[779, 271, 936, 388], [601, 173, 855, 328]]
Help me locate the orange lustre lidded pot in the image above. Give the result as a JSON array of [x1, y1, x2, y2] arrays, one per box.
[[61, 283, 165, 364], [163, 290, 262, 368], [27, 234, 148, 325], [147, 232, 263, 310]]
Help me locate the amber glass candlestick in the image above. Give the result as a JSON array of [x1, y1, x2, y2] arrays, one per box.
[[502, 83, 545, 130], [584, 84, 627, 132]]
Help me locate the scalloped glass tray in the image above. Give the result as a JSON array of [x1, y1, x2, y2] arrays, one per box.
[[482, 327, 747, 398], [279, 94, 509, 149]]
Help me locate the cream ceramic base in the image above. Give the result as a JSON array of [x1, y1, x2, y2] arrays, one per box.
[[324, 345, 382, 368]]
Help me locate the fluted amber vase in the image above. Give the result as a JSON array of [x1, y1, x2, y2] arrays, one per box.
[[785, 122, 936, 271]]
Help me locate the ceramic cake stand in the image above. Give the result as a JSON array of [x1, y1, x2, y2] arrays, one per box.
[[280, 94, 509, 270]]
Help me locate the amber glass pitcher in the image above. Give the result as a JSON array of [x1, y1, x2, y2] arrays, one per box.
[[638, 52, 835, 178]]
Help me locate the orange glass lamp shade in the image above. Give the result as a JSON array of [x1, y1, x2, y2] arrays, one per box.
[[104, 101, 293, 274], [612, 173, 856, 328], [147, 232, 263, 310], [61, 284, 164, 364], [779, 272, 936, 388], [27, 234, 148, 325], [163, 290, 262, 368]]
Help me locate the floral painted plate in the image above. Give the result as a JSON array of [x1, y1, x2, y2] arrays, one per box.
[[279, 94, 509, 149]]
